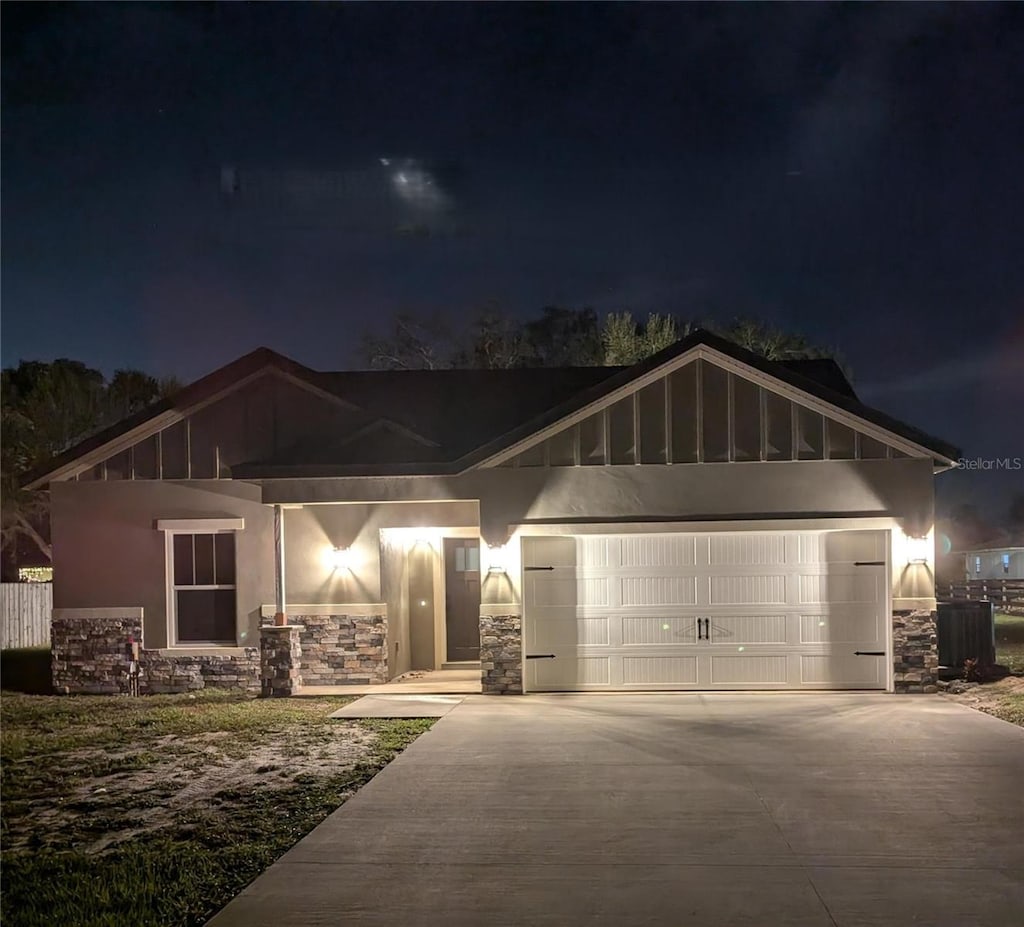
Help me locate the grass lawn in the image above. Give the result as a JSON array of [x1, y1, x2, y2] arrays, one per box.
[[0, 689, 434, 927], [995, 611, 1024, 673], [944, 675, 1024, 727]]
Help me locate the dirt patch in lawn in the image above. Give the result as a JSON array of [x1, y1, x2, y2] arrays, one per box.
[[0, 690, 435, 927], [5, 726, 375, 854], [941, 675, 1024, 727]]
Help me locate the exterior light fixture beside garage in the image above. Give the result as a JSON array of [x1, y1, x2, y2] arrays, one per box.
[[905, 535, 932, 565], [484, 543, 507, 574], [329, 546, 355, 571]]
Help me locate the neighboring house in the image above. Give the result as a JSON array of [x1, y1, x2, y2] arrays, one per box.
[[26, 330, 959, 696], [960, 538, 1024, 580]]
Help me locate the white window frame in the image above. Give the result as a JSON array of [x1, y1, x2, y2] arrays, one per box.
[[158, 518, 244, 647]]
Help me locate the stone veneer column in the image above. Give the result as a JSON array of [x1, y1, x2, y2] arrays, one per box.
[[260, 625, 302, 697], [480, 613, 522, 695], [892, 609, 939, 693]]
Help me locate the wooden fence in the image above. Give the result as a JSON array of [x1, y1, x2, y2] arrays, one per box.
[[0, 583, 52, 649], [938, 578, 1024, 611]]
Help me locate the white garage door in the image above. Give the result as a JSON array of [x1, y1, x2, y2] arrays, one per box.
[[523, 530, 889, 691]]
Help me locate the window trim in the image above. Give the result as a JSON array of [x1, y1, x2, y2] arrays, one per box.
[[160, 522, 243, 648]]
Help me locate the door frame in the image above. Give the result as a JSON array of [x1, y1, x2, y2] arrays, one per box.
[[517, 517, 897, 693], [432, 528, 481, 668]]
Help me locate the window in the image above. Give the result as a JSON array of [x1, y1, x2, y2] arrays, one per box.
[[1003, 553, 1011, 575], [975, 556, 982, 576], [168, 532, 237, 644], [454, 545, 480, 572]]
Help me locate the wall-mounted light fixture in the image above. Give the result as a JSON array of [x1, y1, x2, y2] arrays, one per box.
[[485, 544, 507, 574], [330, 546, 355, 571], [905, 535, 931, 565]]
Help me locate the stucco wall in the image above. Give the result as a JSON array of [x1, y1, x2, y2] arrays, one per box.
[[280, 501, 478, 602], [51, 480, 275, 649], [262, 458, 935, 537], [51, 481, 477, 649], [52, 459, 935, 647], [264, 457, 935, 597], [380, 535, 410, 678]]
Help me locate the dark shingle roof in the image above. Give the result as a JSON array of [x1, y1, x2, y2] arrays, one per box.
[[312, 366, 623, 458], [23, 330, 960, 486]]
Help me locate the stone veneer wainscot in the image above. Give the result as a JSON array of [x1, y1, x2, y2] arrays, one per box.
[[51, 610, 260, 695], [260, 607, 388, 686], [892, 608, 939, 693], [480, 612, 522, 695]]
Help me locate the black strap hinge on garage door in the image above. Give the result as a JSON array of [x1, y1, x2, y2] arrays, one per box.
[[526, 654, 556, 660], [524, 566, 555, 571], [854, 651, 885, 656], [853, 561, 885, 566]]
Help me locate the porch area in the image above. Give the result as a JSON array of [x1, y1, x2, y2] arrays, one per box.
[[298, 667, 482, 696]]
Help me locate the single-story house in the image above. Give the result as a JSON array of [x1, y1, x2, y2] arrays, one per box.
[[26, 330, 959, 696], [959, 537, 1024, 580]]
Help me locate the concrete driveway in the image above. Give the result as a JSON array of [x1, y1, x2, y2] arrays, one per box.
[[209, 694, 1024, 927]]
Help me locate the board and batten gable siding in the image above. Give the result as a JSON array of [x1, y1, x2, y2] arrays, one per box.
[[490, 358, 915, 471], [69, 370, 423, 484]]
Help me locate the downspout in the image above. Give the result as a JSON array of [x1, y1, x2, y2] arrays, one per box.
[[273, 503, 287, 626]]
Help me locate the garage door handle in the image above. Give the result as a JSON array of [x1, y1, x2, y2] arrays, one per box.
[[854, 651, 885, 656], [526, 654, 556, 660]]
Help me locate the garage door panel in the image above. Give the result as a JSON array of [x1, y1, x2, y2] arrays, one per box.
[[709, 534, 787, 565], [620, 575, 697, 606], [798, 531, 886, 564], [532, 656, 610, 688], [799, 574, 879, 604], [799, 611, 882, 644], [621, 616, 696, 646], [529, 616, 610, 648], [622, 656, 698, 686], [524, 529, 889, 692], [710, 575, 787, 605], [710, 655, 789, 685], [620, 535, 696, 567], [710, 615, 788, 645], [527, 575, 610, 608], [523, 536, 578, 568], [801, 654, 883, 686]]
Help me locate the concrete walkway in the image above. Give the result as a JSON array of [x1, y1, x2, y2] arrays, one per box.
[[328, 694, 465, 718], [209, 693, 1024, 926]]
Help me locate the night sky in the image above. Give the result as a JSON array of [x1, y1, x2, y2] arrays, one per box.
[[2, 3, 1022, 518]]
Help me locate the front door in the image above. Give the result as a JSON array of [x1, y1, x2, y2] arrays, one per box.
[[444, 537, 481, 661]]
